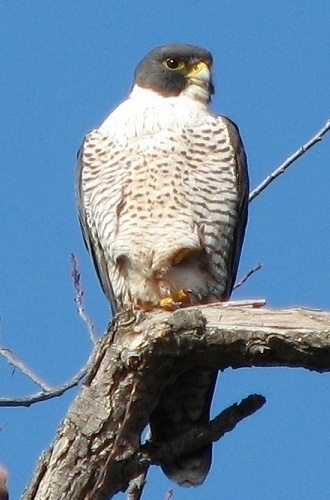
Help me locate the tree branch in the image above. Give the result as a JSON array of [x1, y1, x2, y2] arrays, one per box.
[[233, 263, 262, 290], [0, 255, 96, 407], [0, 361, 89, 407], [249, 119, 330, 201], [22, 301, 330, 499], [147, 393, 266, 465], [70, 253, 97, 345], [0, 347, 52, 392]]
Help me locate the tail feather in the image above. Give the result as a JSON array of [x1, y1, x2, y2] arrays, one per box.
[[163, 445, 212, 487], [149, 368, 217, 486]]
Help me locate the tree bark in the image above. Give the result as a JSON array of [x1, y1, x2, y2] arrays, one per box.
[[22, 301, 330, 499]]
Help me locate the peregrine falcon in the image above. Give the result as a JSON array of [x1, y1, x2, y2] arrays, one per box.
[[76, 44, 249, 487]]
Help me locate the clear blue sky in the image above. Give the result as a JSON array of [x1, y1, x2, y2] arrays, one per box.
[[0, 2, 329, 499]]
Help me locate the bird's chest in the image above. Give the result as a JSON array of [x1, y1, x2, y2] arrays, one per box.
[[94, 102, 238, 230], [123, 117, 235, 192]]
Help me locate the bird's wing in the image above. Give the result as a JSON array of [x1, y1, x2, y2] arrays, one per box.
[[219, 115, 249, 296], [180, 113, 249, 300], [75, 129, 119, 315]]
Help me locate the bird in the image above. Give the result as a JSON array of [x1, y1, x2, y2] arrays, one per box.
[[76, 43, 249, 487]]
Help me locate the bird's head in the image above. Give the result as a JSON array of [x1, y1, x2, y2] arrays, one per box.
[[133, 44, 214, 102]]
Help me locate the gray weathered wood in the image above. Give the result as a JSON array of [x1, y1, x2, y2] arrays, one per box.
[[22, 301, 330, 499]]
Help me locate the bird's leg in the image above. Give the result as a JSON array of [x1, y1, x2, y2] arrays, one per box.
[[152, 269, 187, 310]]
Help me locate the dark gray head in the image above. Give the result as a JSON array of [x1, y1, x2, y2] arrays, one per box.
[[133, 44, 214, 99]]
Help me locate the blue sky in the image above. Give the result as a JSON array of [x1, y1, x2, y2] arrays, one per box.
[[0, 2, 329, 499]]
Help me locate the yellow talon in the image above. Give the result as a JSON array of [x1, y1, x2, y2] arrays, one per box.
[[159, 289, 189, 309], [159, 297, 175, 309]]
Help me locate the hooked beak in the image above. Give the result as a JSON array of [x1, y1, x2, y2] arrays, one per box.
[[186, 61, 214, 95]]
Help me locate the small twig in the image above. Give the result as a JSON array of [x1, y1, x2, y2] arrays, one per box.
[[164, 490, 174, 500], [249, 119, 330, 201], [70, 254, 97, 344], [233, 263, 262, 290], [0, 319, 51, 391], [0, 356, 91, 407], [0, 347, 52, 391]]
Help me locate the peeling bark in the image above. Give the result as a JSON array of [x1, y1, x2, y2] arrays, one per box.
[[22, 301, 330, 499]]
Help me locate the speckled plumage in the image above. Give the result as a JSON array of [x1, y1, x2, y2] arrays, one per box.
[[76, 44, 249, 487]]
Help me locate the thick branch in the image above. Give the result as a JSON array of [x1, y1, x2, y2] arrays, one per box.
[[22, 302, 330, 499], [148, 393, 266, 465]]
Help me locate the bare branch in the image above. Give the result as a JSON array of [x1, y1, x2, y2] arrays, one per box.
[[0, 357, 90, 407], [148, 394, 266, 466], [0, 255, 96, 406], [249, 119, 330, 201], [22, 302, 330, 499], [102, 394, 266, 499], [70, 253, 97, 345], [0, 347, 52, 392], [233, 263, 262, 290]]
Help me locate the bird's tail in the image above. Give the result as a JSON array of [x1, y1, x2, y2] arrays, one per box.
[[149, 368, 217, 487]]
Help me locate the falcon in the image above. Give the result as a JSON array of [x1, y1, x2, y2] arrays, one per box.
[[76, 44, 249, 487]]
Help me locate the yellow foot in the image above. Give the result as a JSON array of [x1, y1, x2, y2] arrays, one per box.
[[159, 289, 189, 310]]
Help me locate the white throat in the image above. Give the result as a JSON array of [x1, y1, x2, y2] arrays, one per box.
[[99, 85, 212, 140]]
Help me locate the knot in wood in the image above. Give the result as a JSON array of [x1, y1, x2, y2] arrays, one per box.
[[167, 308, 206, 333]]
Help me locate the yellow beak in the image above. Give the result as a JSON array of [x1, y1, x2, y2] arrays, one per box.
[[186, 61, 211, 85]]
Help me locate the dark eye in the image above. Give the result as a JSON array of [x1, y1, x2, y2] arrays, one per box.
[[163, 58, 185, 71], [166, 58, 179, 69]]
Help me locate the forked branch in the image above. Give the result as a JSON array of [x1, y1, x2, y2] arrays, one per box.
[[22, 301, 330, 499], [3, 119, 329, 499]]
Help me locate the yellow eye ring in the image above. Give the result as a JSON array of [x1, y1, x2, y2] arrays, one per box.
[[163, 58, 185, 71]]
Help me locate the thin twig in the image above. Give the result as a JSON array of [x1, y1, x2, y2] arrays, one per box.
[[0, 356, 91, 407], [70, 254, 97, 345], [164, 490, 174, 500], [249, 119, 330, 201], [233, 263, 262, 290], [0, 347, 52, 391]]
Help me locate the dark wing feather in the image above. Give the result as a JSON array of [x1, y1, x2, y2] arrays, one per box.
[[220, 116, 249, 297]]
